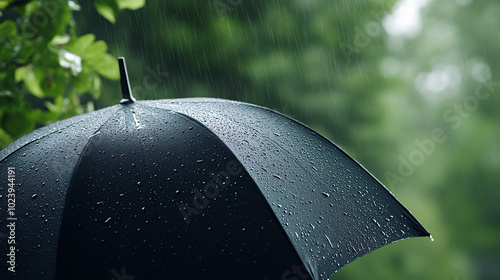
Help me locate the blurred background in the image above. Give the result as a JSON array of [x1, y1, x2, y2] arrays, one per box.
[[1, 0, 499, 279]]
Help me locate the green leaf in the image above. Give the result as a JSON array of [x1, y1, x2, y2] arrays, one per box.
[[35, 1, 71, 44], [94, 0, 119, 23], [0, 20, 16, 38], [72, 68, 92, 93], [41, 68, 68, 98], [90, 73, 102, 99], [82, 40, 107, 59], [91, 53, 119, 80], [64, 34, 95, 55], [118, 0, 145, 10], [0, 65, 16, 93], [0, 1, 10, 10], [17, 40, 36, 62], [15, 66, 45, 98], [51, 34, 71, 45], [0, 41, 16, 64]]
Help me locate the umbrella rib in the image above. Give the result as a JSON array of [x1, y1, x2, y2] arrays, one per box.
[[49, 106, 125, 277], [0, 113, 111, 163], [0, 106, 122, 163], [130, 112, 167, 251]]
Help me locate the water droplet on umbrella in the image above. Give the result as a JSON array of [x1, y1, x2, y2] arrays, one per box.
[[429, 235, 434, 241], [322, 192, 330, 197], [325, 234, 334, 249], [32, 194, 38, 199]]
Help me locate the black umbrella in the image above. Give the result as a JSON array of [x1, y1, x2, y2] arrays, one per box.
[[0, 58, 429, 280]]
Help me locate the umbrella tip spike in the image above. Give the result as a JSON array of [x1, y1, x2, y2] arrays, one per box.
[[118, 57, 136, 104]]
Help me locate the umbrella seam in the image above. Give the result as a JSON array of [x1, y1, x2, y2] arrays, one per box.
[[53, 105, 124, 277], [0, 106, 121, 163], [0, 117, 101, 164], [131, 107, 168, 256]]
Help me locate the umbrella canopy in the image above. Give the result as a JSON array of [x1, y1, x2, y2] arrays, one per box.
[[0, 58, 429, 280]]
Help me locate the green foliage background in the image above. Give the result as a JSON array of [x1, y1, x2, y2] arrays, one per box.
[[1, 0, 499, 279]]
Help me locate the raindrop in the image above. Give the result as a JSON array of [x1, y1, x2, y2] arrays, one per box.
[[104, 217, 112, 223], [429, 235, 434, 242], [31, 194, 38, 199], [322, 192, 330, 197]]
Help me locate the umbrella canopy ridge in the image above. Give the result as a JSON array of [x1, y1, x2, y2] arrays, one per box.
[[0, 58, 429, 280]]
